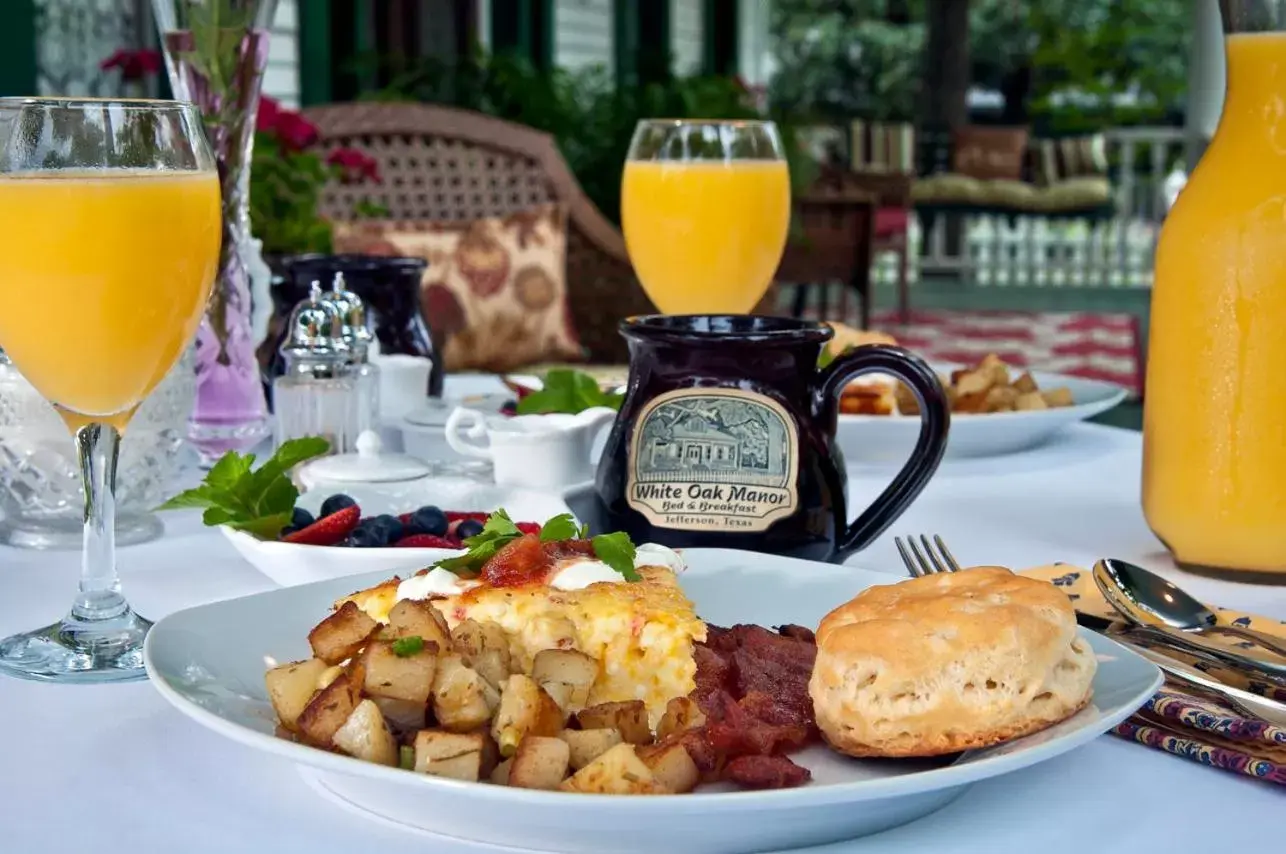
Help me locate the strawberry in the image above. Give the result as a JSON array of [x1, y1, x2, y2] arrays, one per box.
[[282, 505, 360, 546], [445, 511, 488, 523], [396, 533, 461, 549], [516, 522, 542, 535]]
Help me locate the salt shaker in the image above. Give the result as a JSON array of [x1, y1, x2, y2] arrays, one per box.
[[323, 271, 381, 425], [272, 282, 372, 454]]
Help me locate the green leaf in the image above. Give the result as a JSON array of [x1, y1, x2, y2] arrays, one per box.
[[205, 451, 254, 493], [472, 508, 519, 544], [538, 513, 580, 542], [227, 511, 293, 540], [154, 437, 329, 538], [434, 508, 523, 575], [392, 635, 425, 657], [515, 369, 623, 415], [591, 532, 640, 582], [154, 483, 233, 513]]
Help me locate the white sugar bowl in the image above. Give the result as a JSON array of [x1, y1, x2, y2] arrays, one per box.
[[297, 430, 432, 495]]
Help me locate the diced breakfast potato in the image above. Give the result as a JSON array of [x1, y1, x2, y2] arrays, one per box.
[[1012, 371, 1039, 394], [265, 658, 329, 731], [370, 696, 428, 734], [316, 664, 344, 691], [432, 653, 499, 732], [894, 382, 920, 416], [492, 674, 565, 757], [361, 639, 438, 704], [1042, 386, 1074, 407], [490, 757, 513, 785], [575, 700, 652, 746], [984, 384, 1019, 412], [531, 649, 597, 713], [638, 742, 700, 794], [451, 619, 512, 689], [308, 600, 379, 665], [386, 598, 452, 649], [559, 743, 664, 795], [558, 727, 623, 770], [332, 699, 398, 766], [508, 736, 571, 790], [979, 353, 1009, 386], [656, 697, 706, 742], [1014, 391, 1048, 411], [954, 368, 992, 397], [297, 669, 363, 747], [413, 730, 486, 781]]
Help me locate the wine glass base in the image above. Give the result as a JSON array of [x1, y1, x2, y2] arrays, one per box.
[[0, 609, 153, 683], [0, 513, 164, 550]]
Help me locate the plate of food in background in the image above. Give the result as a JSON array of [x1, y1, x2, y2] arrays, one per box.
[[824, 324, 1128, 460]]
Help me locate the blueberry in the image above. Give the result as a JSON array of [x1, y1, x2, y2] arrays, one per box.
[[345, 526, 384, 548], [500, 400, 518, 416], [280, 525, 300, 538], [406, 505, 448, 537], [320, 493, 357, 517], [291, 507, 315, 529], [456, 519, 485, 540], [368, 514, 404, 542]]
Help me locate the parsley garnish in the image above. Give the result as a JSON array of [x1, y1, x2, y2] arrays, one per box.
[[154, 437, 330, 538], [391, 636, 425, 657], [399, 745, 415, 770], [538, 513, 580, 542], [515, 369, 624, 416], [590, 532, 641, 582], [434, 508, 521, 575]]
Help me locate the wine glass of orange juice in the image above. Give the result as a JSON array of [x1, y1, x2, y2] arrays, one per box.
[[622, 120, 790, 314], [0, 98, 220, 682]]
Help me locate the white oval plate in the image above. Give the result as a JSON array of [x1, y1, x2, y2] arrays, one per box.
[[145, 549, 1160, 854], [839, 368, 1128, 462], [220, 480, 575, 587]]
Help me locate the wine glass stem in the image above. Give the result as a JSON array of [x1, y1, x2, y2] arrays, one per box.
[[72, 422, 126, 622]]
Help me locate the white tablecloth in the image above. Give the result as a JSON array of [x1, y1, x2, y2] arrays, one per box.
[[3, 399, 1283, 853]]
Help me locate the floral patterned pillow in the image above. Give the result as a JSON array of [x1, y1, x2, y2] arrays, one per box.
[[332, 205, 582, 373]]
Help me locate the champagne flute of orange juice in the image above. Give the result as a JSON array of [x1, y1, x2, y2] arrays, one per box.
[[0, 98, 220, 682], [622, 120, 791, 314]]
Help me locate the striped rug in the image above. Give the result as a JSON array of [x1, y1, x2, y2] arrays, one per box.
[[796, 305, 1144, 398]]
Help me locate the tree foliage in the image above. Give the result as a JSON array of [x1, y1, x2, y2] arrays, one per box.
[[769, 0, 1191, 128]]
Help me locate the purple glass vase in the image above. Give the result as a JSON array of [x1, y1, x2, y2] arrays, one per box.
[[153, 0, 276, 462]]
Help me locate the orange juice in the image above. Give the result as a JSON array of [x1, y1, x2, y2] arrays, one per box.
[[0, 170, 220, 427], [622, 160, 790, 314], [1144, 33, 1286, 574]]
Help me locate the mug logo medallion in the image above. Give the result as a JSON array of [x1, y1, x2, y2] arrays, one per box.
[[626, 388, 799, 532]]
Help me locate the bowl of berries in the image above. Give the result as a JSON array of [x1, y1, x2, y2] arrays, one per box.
[[158, 438, 575, 587]]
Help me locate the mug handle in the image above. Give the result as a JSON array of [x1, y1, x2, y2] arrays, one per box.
[[443, 407, 495, 460], [815, 345, 951, 559]]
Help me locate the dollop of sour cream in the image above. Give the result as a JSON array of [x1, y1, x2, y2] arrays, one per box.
[[395, 566, 481, 602], [548, 543, 687, 592]]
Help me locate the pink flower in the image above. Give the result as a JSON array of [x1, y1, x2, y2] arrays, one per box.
[[256, 96, 319, 152], [100, 49, 163, 82], [327, 147, 382, 184]]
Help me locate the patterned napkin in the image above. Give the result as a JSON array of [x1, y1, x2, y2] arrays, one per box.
[[1023, 564, 1286, 785]]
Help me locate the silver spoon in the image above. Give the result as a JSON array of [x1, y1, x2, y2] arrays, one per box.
[[1093, 558, 1286, 658]]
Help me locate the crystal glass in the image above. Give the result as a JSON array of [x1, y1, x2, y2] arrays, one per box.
[[152, 0, 277, 463], [0, 98, 220, 682], [0, 349, 194, 549], [621, 120, 791, 314]]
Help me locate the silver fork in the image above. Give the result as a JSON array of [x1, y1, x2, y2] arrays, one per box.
[[894, 534, 962, 577]]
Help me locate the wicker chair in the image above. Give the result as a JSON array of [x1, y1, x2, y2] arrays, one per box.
[[301, 102, 654, 364]]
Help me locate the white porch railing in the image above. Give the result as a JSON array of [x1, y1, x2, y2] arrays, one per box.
[[881, 126, 1186, 289]]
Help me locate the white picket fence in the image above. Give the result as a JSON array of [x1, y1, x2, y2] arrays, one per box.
[[883, 126, 1185, 289]]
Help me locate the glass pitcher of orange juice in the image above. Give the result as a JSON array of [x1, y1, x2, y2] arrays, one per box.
[[1145, 3, 1286, 579]]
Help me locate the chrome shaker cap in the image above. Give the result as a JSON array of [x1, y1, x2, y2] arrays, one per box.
[[322, 272, 374, 360], [280, 281, 349, 363]]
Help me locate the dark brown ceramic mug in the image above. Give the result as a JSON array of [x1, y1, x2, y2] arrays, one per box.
[[594, 315, 950, 563]]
